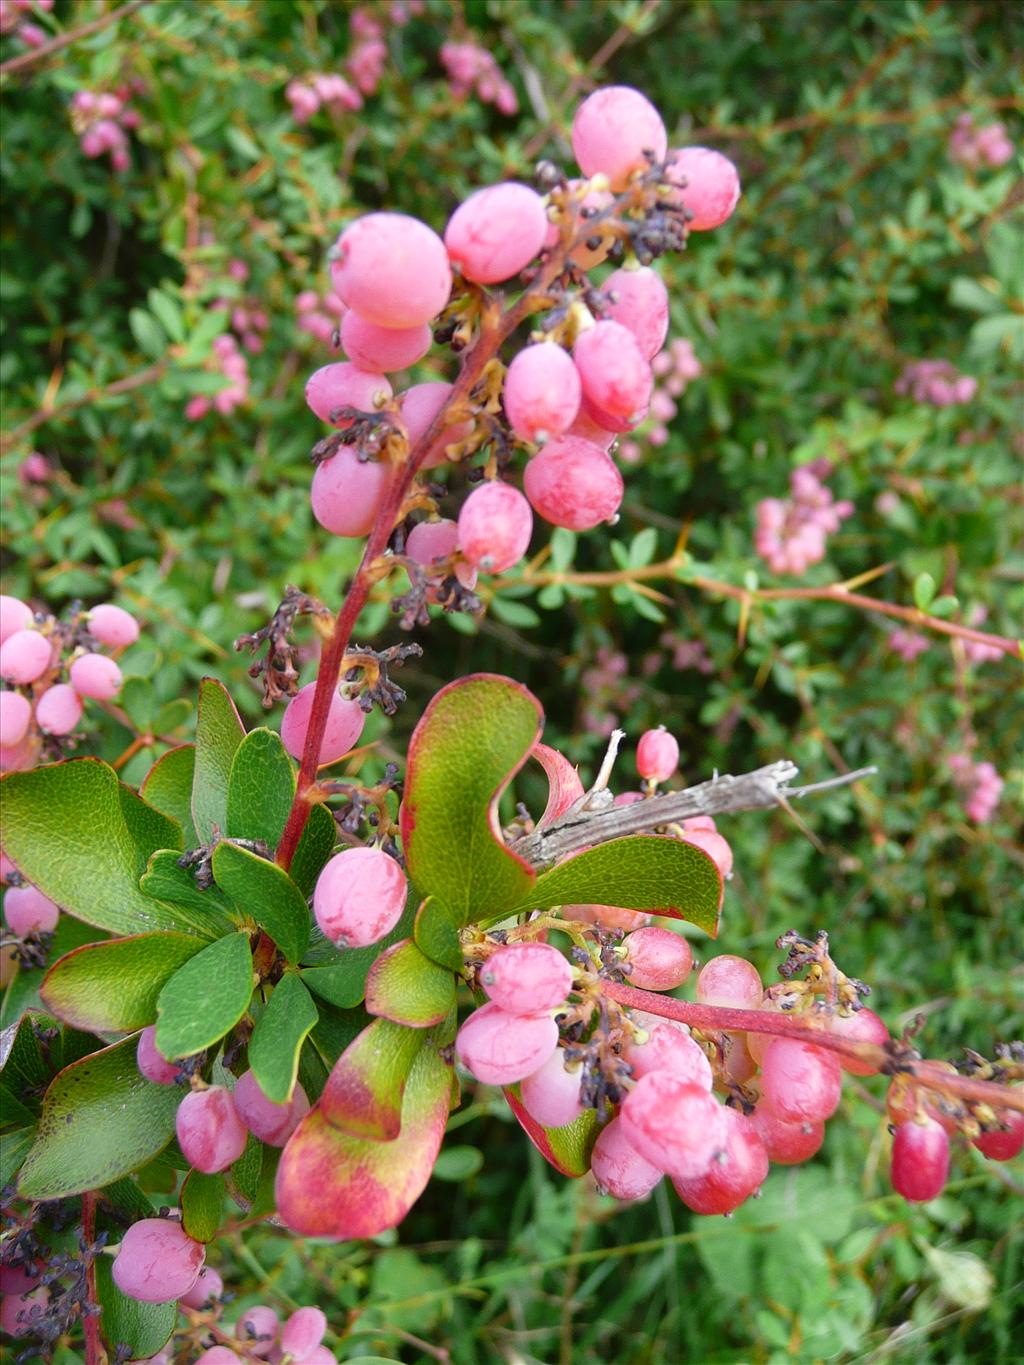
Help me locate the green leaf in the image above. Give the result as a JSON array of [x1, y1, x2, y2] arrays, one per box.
[[226, 728, 295, 850], [913, 572, 936, 611], [0, 1083, 38, 1128], [930, 595, 959, 618], [152, 698, 193, 736], [1, 1014, 49, 1090], [226, 1133, 263, 1209], [140, 745, 198, 846], [320, 1017, 426, 1139], [119, 783, 184, 861], [129, 308, 167, 360], [181, 307, 229, 363], [509, 836, 723, 936], [0, 760, 208, 938], [490, 595, 541, 629], [289, 802, 338, 898], [211, 842, 310, 966], [400, 675, 541, 926], [121, 676, 155, 730], [180, 1169, 225, 1242], [248, 974, 318, 1104], [1, 1128, 36, 1189], [505, 1087, 598, 1177], [364, 939, 456, 1028], [413, 897, 464, 972], [94, 1255, 175, 1357], [155, 931, 254, 1060], [948, 276, 1001, 316], [0, 916, 107, 1031], [299, 902, 416, 1010], [192, 679, 246, 843], [40, 933, 206, 1032], [18, 1037, 180, 1199], [140, 850, 240, 934], [432, 1144, 484, 1180], [147, 287, 186, 343]]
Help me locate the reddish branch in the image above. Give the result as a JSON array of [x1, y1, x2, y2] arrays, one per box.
[[0, 0, 149, 77], [601, 980, 1024, 1115], [81, 1191, 105, 1365]]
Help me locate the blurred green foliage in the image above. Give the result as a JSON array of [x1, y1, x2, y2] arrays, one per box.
[[1, 0, 1021, 1361]]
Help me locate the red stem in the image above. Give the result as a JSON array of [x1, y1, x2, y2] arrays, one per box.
[[601, 980, 1024, 1114], [81, 1191, 105, 1365]]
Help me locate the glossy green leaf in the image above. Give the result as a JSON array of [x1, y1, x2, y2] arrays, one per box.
[[0, 916, 107, 1031], [0, 1014, 48, 1090], [140, 850, 240, 934], [400, 674, 541, 926], [511, 835, 723, 937], [192, 678, 246, 842], [505, 1086, 598, 1177], [248, 974, 318, 1104], [300, 902, 416, 1010], [364, 939, 456, 1028], [320, 1017, 425, 1139], [40, 933, 206, 1032], [226, 727, 295, 850], [1, 1128, 35, 1189], [140, 745, 198, 846], [118, 783, 184, 861], [226, 1133, 263, 1209], [289, 801, 338, 898], [94, 1256, 175, 1358], [211, 841, 310, 966], [180, 1169, 226, 1242], [155, 931, 254, 1060], [413, 897, 464, 973], [0, 1083, 38, 1128], [0, 760, 208, 938], [17, 1037, 180, 1199]]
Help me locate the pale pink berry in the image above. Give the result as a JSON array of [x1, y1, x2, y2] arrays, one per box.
[[760, 1039, 843, 1124], [0, 629, 51, 685], [34, 683, 83, 736], [233, 1070, 310, 1146], [280, 682, 366, 766], [571, 86, 667, 190], [330, 213, 452, 328], [590, 1116, 662, 1199], [695, 954, 761, 1008], [600, 267, 669, 359], [679, 826, 733, 878], [313, 846, 407, 948], [455, 1001, 558, 1086], [179, 1264, 224, 1309], [340, 312, 432, 371], [519, 1047, 584, 1128], [480, 942, 573, 1015], [280, 1306, 328, 1360], [524, 437, 623, 531], [828, 1007, 889, 1076], [444, 182, 548, 284], [573, 322, 652, 424], [310, 445, 390, 537], [197, 1349, 239, 1364], [304, 362, 392, 428], [457, 482, 533, 573], [664, 147, 741, 230], [620, 1072, 727, 1178], [891, 1117, 950, 1202], [561, 902, 651, 932], [625, 1023, 712, 1090], [176, 1086, 248, 1174], [0, 692, 31, 748], [503, 342, 581, 444], [621, 927, 693, 990], [137, 1026, 179, 1085], [0, 596, 32, 646], [69, 652, 122, 700], [636, 726, 678, 782], [235, 1304, 280, 1358], [111, 1219, 205, 1304], [88, 603, 139, 647], [398, 381, 473, 468], [0, 1286, 49, 1337], [4, 884, 60, 935]]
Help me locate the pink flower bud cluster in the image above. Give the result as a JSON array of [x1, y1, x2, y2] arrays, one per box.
[[286, 73, 363, 124], [580, 647, 641, 737], [887, 628, 929, 663], [295, 287, 347, 345], [185, 330, 250, 421], [895, 358, 977, 407], [346, 7, 390, 96], [948, 113, 1014, 169], [754, 460, 854, 575], [17, 452, 51, 489], [619, 338, 702, 463], [948, 752, 1003, 824], [0, 0, 51, 47], [440, 39, 518, 116], [0, 596, 138, 773], [70, 83, 142, 173], [962, 606, 1003, 665]]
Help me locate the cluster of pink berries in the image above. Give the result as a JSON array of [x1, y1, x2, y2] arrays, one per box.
[[439, 38, 518, 116], [620, 337, 703, 462], [948, 752, 1003, 824], [295, 285, 347, 346], [579, 647, 640, 737], [286, 72, 363, 124], [0, 0, 51, 48], [754, 460, 854, 575], [185, 329, 251, 421], [895, 358, 978, 408], [69, 83, 142, 172], [962, 606, 1003, 665], [948, 113, 1014, 169], [0, 596, 137, 773]]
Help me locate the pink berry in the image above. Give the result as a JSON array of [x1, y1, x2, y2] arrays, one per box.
[[561, 902, 651, 932], [695, 955, 762, 1008], [636, 726, 678, 782], [760, 1039, 843, 1124], [0, 692, 31, 748], [573, 322, 652, 424], [600, 267, 669, 359], [175, 1086, 248, 1174], [571, 86, 667, 191], [891, 1117, 950, 1202], [111, 1219, 205, 1304], [972, 1109, 1024, 1162], [398, 381, 473, 468], [444, 182, 548, 284], [88, 603, 139, 647], [620, 927, 693, 990], [34, 683, 83, 736], [4, 884, 59, 935], [340, 311, 432, 371], [663, 147, 741, 231], [828, 1007, 889, 1076], [137, 1026, 179, 1085], [519, 1046, 584, 1129], [503, 342, 581, 444], [625, 1023, 712, 1090], [406, 517, 456, 566], [0, 629, 51, 685], [0, 1286, 49, 1337], [232, 1069, 310, 1146], [197, 1349, 239, 1364], [457, 482, 533, 573], [672, 1106, 768, 1214], [280, 1306, 328, 1360], [455, 1001, 558, 1086], [0, 596, 33, 646], [523, 437, 623, 531], [69, 652, 122, 700], [313, 846, 407, 949], [305, 362, 392, 428], [480, 942, 574, 1015], [679, 826, 733, 879], [330, 212, 452, 328], [749, 1103, 825, 1165], [235, 1304, 280, 1357], [566, 407, 617, 450], [280, 682, 366, 766], [310, 445, 390, 537], [620, 1072, 727, 1179], [179, 1264, 224, 1309], [590, 1116, 662, 1199]]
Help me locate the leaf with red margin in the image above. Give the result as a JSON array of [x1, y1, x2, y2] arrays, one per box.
[[364, 939, 456, 1028], [503, 1087, 598, 1177], [320, 1017, 425, 1140], [275, 1029, 453, 1239], [532, 742, 585, 828], [400, 675, 542, 926]]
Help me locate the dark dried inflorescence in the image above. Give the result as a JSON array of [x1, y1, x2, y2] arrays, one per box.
[[341, 641, 423, 715], [235, 585, 332, 708], [178, 832, 271, 890], [775, 928, 870, 1008]]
